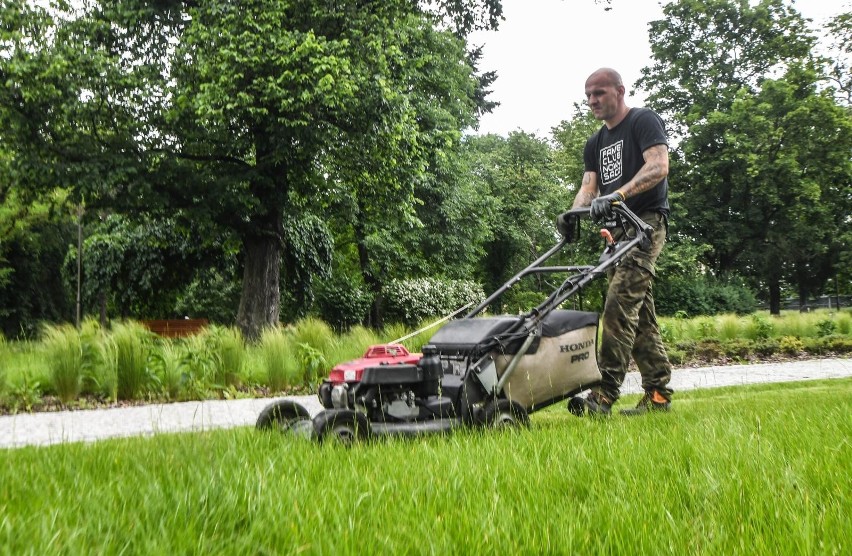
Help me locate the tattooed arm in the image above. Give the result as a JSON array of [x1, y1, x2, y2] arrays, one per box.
[[616, 144, 669, 199], [571, 171, 599, 208]]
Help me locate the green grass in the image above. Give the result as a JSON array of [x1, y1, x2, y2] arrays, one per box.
[[41, 324, 83, 404], [1, 379, 849, 554]]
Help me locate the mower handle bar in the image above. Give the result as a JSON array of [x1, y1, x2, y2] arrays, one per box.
[[560, 202, 653, 238], [465, 203, 652, 319]]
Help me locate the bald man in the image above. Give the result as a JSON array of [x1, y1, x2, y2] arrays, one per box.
[[569, 68, 673, 416]]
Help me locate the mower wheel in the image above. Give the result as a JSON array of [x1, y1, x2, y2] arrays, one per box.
[[481, 399, 530, 429], [256, 400, 313, 434], [313, 409, 371, 446]]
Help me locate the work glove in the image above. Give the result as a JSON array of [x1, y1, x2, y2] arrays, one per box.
[[556, 212, 579, 241], [590, 191, 625, 222]]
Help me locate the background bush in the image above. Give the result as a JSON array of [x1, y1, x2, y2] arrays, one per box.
[[314, 274, 374, 330], [383, 277, 485, 326], [656, 275, 757, 316]]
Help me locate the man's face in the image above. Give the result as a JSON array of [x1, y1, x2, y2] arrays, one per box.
[[584, 76, 623, 121]]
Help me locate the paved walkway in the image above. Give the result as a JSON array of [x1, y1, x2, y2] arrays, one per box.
[[2, 357, 850, 449]]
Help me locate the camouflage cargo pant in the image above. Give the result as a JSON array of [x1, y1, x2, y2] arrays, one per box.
[[594, 211, 673, 403]]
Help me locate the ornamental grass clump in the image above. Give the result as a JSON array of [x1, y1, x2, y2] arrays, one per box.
[[151, 341, 186, 400], [42, 324, 83, 404], [0, 338, 8, 397], [110, 322, 153, 401], [259, 326, 299, 392], [203, 325, 245, 388]]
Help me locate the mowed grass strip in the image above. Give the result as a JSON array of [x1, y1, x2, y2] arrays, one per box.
[[1, 379, 850, 555]]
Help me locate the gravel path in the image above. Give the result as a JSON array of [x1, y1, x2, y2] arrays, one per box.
[[2, 357, 850, 449]]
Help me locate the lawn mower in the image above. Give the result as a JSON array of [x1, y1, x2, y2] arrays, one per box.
[[256, 204, 652, 444]]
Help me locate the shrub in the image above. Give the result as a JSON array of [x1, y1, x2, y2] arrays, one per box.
[[174, 333, 216, 399], [314, 274, 374, 330], [779, 336, 804, 356], [174, 267, 241, 325], [722, 339, 753, 359], [753, 338, 780, 357], [656, 275, 756, 316], [695, 339, 723, 360], [822, 335, 852, 354], [42, 324, 83, 404], [745, 314, 774, 341], [383, 277, 485, 326], [696, 318, 717, 340], [816, 318, 836, 337], [667, 348, 687, 366]]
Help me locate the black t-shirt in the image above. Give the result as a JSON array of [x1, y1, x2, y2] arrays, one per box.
[[583, 107, 669, 216]]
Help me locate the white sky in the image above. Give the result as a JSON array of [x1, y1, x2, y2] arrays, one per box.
[[469, 0, 851, 137]]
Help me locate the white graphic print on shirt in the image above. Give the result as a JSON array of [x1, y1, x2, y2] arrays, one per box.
[[600, 140, 623, 186]]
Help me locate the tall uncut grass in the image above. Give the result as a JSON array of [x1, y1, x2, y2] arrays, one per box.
[[41, 324, 83, 404], [0, 335, 8, 396], [1, 379, 849, 554], [151, 341, 185, 400], [258, 326, 300, 391], [109, 321, 152, 401], [204, 325, 245, 388], [2, 309, 850, 411]]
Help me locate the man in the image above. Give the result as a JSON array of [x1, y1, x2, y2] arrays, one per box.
[[563, 67, 673, 416]]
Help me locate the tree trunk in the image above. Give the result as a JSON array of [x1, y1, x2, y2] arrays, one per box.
[[236, 232, 281, 342], [99, 291, 108, 329], [769, 280, 781, 316], [357, 239, 384, 329]]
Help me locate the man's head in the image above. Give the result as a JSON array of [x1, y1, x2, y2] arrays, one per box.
[[584, 68, 627, 127]]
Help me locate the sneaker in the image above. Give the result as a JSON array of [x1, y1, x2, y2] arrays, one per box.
[[620, 390, 670, 416], [568, 391, 612, 417]]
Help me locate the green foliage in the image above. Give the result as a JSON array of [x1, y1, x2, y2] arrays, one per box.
[[6, 374, 41, 413], [464, 132, 570, 301], [383, 277, 485, 326], [0, 338, 8, 396], [41, 324, 83, 404], [150, 342, 185, 401], [655, 274, 757, 316], [258, 327, 300, 392], [779, 336, 805, 355], [202, 326, 245, 389], [641, 1, 851, 311], [746, 314, 775, 341], [108, 322, 153, 401], [816, 318, 837, 337], [313, 273, 374, 330], [1, 0, 502, 341], [280, 215, 334, 321], [174, 266, 241, 325], [0, 189, 75, 339]]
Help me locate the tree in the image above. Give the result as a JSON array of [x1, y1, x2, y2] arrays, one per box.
[[1, 1, 503, 340], [638, 0, 815, 129], [464, 131, 569, 311], [823, 11, 852, 107], [638, 0, 852, 313]]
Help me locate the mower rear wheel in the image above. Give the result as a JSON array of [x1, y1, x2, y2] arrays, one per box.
[[313, 409, 371, 446], [256, 400, 313, 434], [481, 399, 530, 429]]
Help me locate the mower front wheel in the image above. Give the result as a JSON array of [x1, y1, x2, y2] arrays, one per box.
[[313, 409, 371, 446], [481, 399, 530, 429], [256, 400, 315, 439]]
